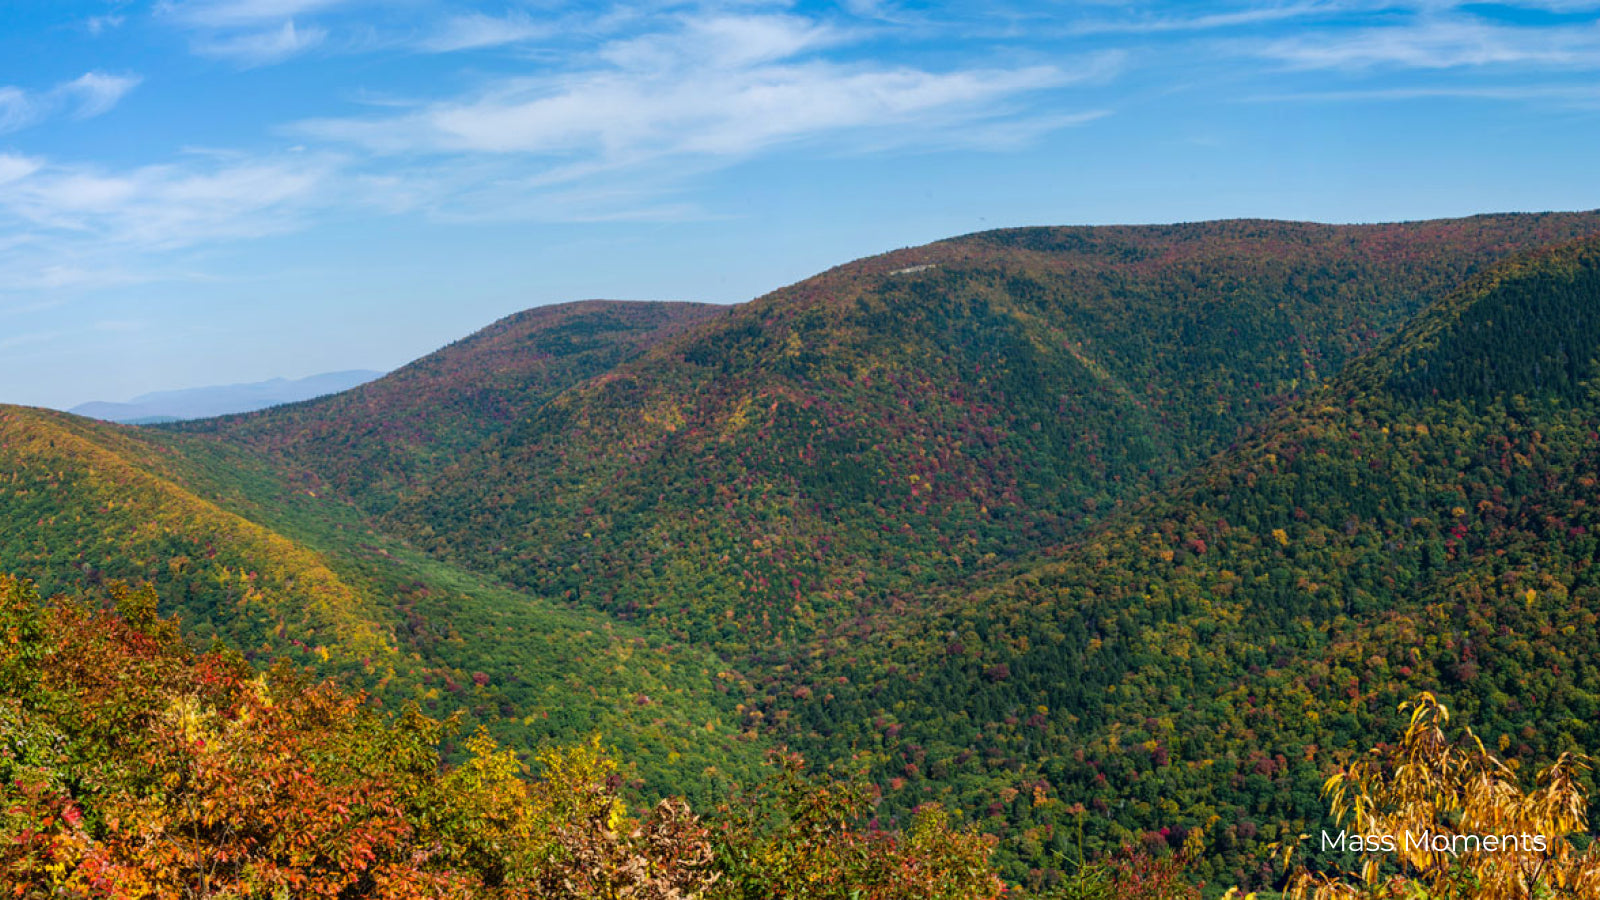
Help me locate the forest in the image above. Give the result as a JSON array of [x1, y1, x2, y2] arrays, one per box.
[[7, 214, 1600, 895], [10, 578, 1597, 897]]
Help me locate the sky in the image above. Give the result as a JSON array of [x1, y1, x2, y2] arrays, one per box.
[[2, 1, 1599, 409]]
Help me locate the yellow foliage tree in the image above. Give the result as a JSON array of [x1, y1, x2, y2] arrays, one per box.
[[1276, 693, 1600, 900]]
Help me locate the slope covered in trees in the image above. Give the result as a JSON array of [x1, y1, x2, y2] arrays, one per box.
[[373, 215, 1600, 656], [757, 235, 1600, 889], [0, 406, 390, 668], [11, 583, 1599, 898], [0, 576, 1006, 899], [174, 300, 724, 514], [0, 406, 768, 803]]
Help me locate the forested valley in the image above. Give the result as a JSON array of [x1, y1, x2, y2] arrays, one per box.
[[9, 213, 1600, 896]]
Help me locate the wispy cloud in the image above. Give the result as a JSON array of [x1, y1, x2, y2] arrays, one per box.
[[0, 152, 338, 249], [302, 13, 1105, 170], [0, 330, 63, 351], [161, 0, 356, 28], [1245, 84, 1600, 104], [0, 155, 43, 185], [93, 319, 146, 332], [0, 90, 30, 134], [419, 11, 549, 53], [0, 150, 338, 316], [161, 0, 355, 64], [2, 9, 1113, 237], [1069, 1, 1348, 36], [190, 19, 327, 64], [1, 265, 162, 294], [0, 6, 1094, 299], [61, 73, 143, 118], [1251, 15, 1600, 69], [1494, 1, 1600, 10], [0, 72, 141, 134], [86, 14, 126, 35]]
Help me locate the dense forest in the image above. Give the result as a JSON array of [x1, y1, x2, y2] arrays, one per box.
[[7, 214, 1600, 895], [8, 579, 1598, 897], [376, 216, 1600, 655], [0, 576, 1007, 898], [752, 237, 1600, 888]]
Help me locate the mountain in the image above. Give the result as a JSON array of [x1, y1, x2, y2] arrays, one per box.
[[757, 234, 1600, 889], [69, 370, 386, 423], [148, 213, 1600, 881], [174, 300, 725, 513], [9, 214, 1600, 894], [0, 305, 769, 801], [368, 214, 1600, 655]]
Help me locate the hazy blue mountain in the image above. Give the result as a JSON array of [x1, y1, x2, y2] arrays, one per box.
[[69, 370, 385, 423]]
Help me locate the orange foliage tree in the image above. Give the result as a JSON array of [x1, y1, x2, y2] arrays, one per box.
[[2, 575, 1004, 899]]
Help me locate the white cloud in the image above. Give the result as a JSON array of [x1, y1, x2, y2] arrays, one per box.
[[0, 72, 141, 134], [1493, 1, 1600, 9], [93, 319, 146, 332], [601, 14, 848, 70], [0, 89, 31, 133], [1252, 16, 1600, 69], [0, 152, 338, 320], [192, 20, 327, 64], [162, 0, 354, 28], [0, 6, 1119, 299], [0, 330, 62, 351], [0, 155, 43, 185], [1246, 84, 1600, 104], [302, 13, 1102, 169], [420, 11, 549, 53], [86, 14, 126, 35], [60, 72, 143, 119], [160, 0, 354, 65], [1069, 2, 1346, 36], [5, 266, 154, 293], [0, 153, 338, 250]]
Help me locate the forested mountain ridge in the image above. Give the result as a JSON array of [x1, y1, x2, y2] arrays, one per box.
[[173, 300, 726, 514], [757, 234, 1600, 889], [0, 406, 391, 666], [376, 214, 1600, 655], [9, 214, 1600, 895]]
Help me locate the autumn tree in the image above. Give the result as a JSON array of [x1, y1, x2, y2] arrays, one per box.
[[1278, 693, 1600, 900]]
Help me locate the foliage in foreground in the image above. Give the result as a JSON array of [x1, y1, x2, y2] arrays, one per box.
[[0, 576, 1001, 899], [1042, 842, 1203, 900], [1274, 693, 1600, 899]]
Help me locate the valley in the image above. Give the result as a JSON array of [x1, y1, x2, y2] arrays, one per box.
[[8, 213, 1600, 893]]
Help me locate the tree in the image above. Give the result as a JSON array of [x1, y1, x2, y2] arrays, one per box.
[[1277, 693, 1600, 900]]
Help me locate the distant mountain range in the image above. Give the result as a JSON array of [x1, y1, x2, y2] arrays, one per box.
[[68, 370, 385, 423], [8, 213, 1600, 892]]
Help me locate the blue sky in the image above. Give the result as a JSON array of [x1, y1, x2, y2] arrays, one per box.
[[2, 0, 1599, 409]]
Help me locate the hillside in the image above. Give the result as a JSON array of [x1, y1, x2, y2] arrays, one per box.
[[174, 300, 725, 514], [0, 406, 768, 800], [757, 235, 1600, 889], [373, 215, 1600, 655], [0, 576, 1005, 899], [0, 406, 391, 667]]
